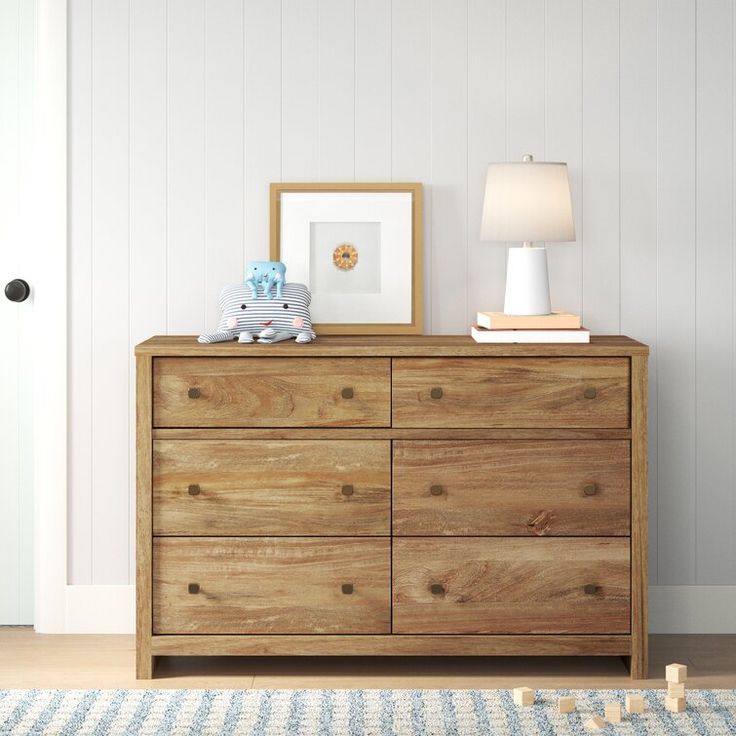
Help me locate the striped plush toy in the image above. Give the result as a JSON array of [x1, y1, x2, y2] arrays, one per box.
[[198, 281, 316, 344]]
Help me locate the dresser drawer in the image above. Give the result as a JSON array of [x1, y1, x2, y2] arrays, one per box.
[[393, 440, 630, 536], [153, 357, 391, 428], [153, 538, 391, 634], [153, 439, 390, 535], [393, 538, 630, 634], [392, 358, 630, 428]]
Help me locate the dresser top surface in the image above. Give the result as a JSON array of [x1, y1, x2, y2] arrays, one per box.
[[135, 334, 648, 358]]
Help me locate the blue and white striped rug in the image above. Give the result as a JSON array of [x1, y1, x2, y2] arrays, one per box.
[[1, 688, 736, 735]]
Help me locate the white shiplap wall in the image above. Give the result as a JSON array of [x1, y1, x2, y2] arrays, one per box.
[[69, 0, 736, 595]]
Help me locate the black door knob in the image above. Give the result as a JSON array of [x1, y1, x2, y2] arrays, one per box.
[[5, 279, 30, 303]]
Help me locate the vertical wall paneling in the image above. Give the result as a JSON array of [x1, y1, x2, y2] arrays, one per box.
[[657, 0, 697, 584], [695, 0, 735, 584], [68, 0, 93, 585], [467, 0, 506, 321], [130, 0, 166, 581], [67, 0, 736, 597], [581, 0, 620, 333], [355, 0, 391, 180], [391, 0, 432, 330], [282, 0, 319, 180], [429, 0, 468, 335], [205, 0, 244, 327], [91, 0, 130, 583], [244, 0, 281, 261], [545, 0, 583, 316], [167, 0, 206, 334], [318, 0, 354, 180], [620, 0, 658, 583], [506, 0, 545, 161]]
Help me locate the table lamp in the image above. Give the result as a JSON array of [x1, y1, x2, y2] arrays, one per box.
[[480, 154, 575, 315]]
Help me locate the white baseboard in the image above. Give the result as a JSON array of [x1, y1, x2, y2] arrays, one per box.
[[64, 585, 135, 634], [59, 584, 736, 635], [649, 585, 736, 633]]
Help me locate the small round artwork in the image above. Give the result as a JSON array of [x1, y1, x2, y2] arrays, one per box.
[[333, 243, 358, 270]]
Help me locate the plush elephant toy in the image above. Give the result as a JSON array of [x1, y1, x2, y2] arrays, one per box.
[[245, 260, 287, 300], [198, 281, 316, 344]]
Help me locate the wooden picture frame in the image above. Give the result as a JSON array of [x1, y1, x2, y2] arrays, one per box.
[[270, 182, 423, 335]]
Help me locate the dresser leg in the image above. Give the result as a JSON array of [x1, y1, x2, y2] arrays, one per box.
[[136, 654, 156, 680], [622, 653, 648, 680]]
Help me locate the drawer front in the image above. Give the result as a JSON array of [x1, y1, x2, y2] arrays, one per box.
[[393, 440, 630, 536], [393, 538, 630, 634], [153, 538, 391, 634], [153, 357, 391, 428], [153, 439, 391, 535], [392, 358, 630, 428]]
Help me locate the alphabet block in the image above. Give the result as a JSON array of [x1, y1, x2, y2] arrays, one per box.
[[665, 696, 686, 713], [625, 694, 645, 714], [513, 687, 534, 706], [668, 682, 686, 698], [666, 663, 688, 684], [558, 696, 576, 714], [604, 703, 622, 723], [584, 716, 607, 730]]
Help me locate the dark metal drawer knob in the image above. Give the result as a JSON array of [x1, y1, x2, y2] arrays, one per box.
[[341, 484, 354, 496], [583, 387, 597, 399], [583, 483, 599, 496], [583, 584, 599, 595], [430, 387, 443, 399], [188, 583, 200, 594], [430, 583, 445, 595], [341, 387, 354, 399], [342, 583, 354, 595], [188, 484, 201, 496], [188, 387, 201, 399], [430, 484, 444, 496]]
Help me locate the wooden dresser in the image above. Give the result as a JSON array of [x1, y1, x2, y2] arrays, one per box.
[[135, 335, 648, 679]]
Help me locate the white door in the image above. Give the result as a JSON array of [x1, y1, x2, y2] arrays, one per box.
[[0, 0, 36, 625], [1, 0, 67, 633]]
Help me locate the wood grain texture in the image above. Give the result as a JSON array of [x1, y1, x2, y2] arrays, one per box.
[[153, 427, 633, 441], [153, 537, 391, 635], [153, 439, 390, 535], [153, 357, 391, 428], [135, 355, 154, 679], [136, 335, 649, 357], [393, 440, 630, 536], [150, 633, 632, 657], [630, 354, 649, 678], [392, 358, 631, 429], [393, 538, 630, 635]]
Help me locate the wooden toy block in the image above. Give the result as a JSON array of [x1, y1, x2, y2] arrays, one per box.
[[584, 716, 607, 730], [604, 703, 622, 723], [666, 663, 688, 683], [668, 682, 686, 698], [513, 687, 534, 706], [625, 694, 645, 714], [558, 696, 576, 714], [665, 696, 686, 713]]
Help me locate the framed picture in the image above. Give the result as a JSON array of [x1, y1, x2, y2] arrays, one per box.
[[270, 182, 423, 334]]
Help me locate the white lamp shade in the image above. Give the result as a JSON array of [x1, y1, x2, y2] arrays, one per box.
[[480, 161, 575, 243]]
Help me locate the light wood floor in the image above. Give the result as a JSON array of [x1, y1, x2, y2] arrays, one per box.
[[1, 629, 734, 690]]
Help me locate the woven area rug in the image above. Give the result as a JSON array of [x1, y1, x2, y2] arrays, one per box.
[[2, 688, 736, 735]]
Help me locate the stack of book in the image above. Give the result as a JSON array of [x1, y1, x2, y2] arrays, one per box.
[[471, 311, 589, 343]]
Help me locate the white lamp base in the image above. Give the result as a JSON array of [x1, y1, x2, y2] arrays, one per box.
[[503, 246, 552, 316]]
